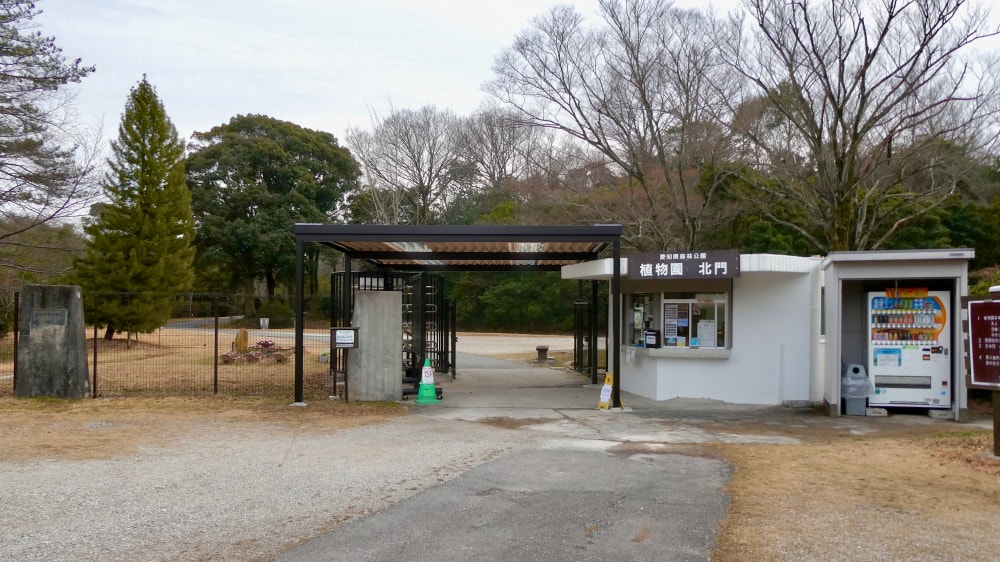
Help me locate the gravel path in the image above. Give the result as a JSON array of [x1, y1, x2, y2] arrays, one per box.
[[0, 416, 537, 562]]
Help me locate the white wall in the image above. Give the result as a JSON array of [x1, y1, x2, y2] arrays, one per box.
[[620, 270, 816, 404]]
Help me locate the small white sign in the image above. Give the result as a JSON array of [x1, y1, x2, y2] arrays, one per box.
[[332, 328, 359, 348], [599, 384, 612, 404], [421, 364, 435, 384]]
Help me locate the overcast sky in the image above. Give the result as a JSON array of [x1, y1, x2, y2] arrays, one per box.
[[34, 0, 607, 146], [34, 0, 747, 149]]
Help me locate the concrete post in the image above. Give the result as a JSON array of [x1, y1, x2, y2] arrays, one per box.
[[15, 285, 89, 399], [347, 291, 403, 401]]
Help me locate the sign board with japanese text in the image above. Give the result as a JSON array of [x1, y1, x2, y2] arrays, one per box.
[[968, 300, 1000, 388], [331, 327, 360, 349], [627, 250, 740, 280]]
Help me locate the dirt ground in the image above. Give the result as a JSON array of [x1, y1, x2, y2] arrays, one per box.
[[3, 332, 999, 560]]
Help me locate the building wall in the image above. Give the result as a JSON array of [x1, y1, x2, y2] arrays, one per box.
[[620, 270, 816, 404]]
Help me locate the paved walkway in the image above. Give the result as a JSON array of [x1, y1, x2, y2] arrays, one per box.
[[274, 352, 989, 561]]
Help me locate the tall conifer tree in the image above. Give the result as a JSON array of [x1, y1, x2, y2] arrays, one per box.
[[74, 76, 195, 339]]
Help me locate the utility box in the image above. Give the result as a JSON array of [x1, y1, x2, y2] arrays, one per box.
[[643, 330, 661, 348]]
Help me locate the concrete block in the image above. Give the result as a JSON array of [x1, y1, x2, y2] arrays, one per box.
[[346, 291, 402, 401], [15, 285, 89, 399], [865, 407, 888, 417], [844, 398, 867, 416]]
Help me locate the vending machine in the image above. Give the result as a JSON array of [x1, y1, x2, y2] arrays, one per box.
[[867, 289, 951, 408]]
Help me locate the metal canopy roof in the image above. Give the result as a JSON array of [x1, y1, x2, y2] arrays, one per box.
[[292, 223, 622, 271], [291, 223, 624, 408]]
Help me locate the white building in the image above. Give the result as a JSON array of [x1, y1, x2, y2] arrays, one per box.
[[563, 249, 973, 419]]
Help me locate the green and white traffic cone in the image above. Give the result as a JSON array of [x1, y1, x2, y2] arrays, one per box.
[[414, 357, 440, 404]]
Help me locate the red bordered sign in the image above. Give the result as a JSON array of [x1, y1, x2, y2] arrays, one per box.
[[968, 300, 1000, 388]]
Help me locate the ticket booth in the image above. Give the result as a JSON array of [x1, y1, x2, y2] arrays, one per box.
[[563, 252, 824, 406]]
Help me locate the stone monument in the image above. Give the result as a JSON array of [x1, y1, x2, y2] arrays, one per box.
[[15, 285, 89, 398]]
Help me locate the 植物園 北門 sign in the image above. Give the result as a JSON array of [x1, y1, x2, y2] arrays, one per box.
[[627, 250, 740, 280]]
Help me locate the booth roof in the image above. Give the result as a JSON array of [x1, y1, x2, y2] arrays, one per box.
[[292, 223, 622, 272]]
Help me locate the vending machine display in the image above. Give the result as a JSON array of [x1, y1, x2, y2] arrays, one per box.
[[867, 289, 951, 408]]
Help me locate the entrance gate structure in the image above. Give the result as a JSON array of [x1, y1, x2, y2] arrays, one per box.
[[330, 271, 454, 399], [292, 224, 623, 405]]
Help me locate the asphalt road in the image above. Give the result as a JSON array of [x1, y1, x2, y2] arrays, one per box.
[[272, 445, 731, 562], [272, 353, 733, 561]]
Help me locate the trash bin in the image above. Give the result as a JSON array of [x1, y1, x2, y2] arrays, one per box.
[[841, 363, 870, 416]]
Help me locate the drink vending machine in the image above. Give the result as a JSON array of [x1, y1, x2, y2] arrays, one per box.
[[867, 289, 951, 408]]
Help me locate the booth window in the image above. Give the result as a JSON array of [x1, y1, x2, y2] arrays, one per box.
[[626, 293, 656, 345], [662, 292, 728, 348]]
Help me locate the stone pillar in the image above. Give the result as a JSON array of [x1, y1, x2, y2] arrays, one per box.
[[347, 291, 402, 401], [15, 285, 89, 399]]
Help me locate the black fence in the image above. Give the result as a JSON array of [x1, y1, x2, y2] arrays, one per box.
[[0, 291, 334, 399], [329, 272, 456, 399], [0, 283, 598, 399], [573, 280, 603, 383]]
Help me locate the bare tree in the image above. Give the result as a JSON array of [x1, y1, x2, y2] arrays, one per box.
[[486, 0, 735, 250], [345, 104, 461, 225], [0, 1, 102, 274], [723, 0, 1000, 251], [456, 107, 540, 190]]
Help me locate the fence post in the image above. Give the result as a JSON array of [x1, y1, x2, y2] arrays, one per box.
[[213, 295, 219, 395], [92, 324, 98, 398], [12, 291, 18, 394]]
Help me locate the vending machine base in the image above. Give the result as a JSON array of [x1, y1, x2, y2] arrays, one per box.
[[844, 398, 867, 416]]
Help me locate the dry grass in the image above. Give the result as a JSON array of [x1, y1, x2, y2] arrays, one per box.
[[0, 327, 333, 398], [3, 331, 999, 559], [712, 430, 1000, 561], [0, 396, 406, 463]]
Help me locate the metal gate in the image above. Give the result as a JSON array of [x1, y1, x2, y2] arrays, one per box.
[[329, 272, 454, 399], [573, 280, 601, 384]]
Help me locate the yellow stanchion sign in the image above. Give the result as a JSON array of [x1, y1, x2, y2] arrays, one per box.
[[597, 372, 616, 409]]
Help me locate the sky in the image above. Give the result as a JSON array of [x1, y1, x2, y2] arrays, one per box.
[[33, 0, 614, 147], [34, 0, 743, 150]]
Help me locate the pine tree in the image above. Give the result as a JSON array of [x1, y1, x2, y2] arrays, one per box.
[[73, 76, 195, 339], [1, 0, 99, 272]]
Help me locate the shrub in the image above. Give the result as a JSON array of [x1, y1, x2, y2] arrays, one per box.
[[254, 302, 294, 329]]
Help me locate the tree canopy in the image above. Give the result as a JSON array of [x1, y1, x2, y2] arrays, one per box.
[[187, 115, 359, 312], [486, 1, 736, 250], [483, 0, 1000, 254], [346, 105, 461, 225], [725, 0, 1000, 251]]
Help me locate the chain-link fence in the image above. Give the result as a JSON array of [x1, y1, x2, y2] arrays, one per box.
[[0, 291, 334, 399]]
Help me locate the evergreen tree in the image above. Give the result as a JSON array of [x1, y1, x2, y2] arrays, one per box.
[[73, 76, 195, 339], [187, 114, 359, 316]]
